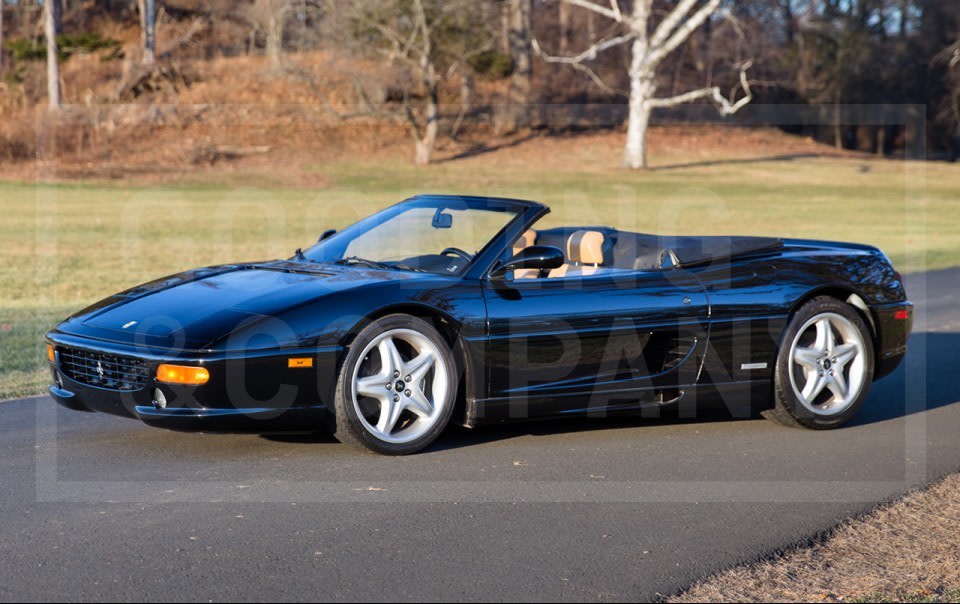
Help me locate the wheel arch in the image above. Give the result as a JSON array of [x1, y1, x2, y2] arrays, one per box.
[[783, 285, 880, 371]]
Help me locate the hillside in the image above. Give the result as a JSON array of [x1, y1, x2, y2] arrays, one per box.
[[0, 9, 873, 185]]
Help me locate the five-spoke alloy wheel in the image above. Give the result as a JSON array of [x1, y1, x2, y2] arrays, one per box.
[[764, 297, 875, 429], [332, 314, 458, 454]]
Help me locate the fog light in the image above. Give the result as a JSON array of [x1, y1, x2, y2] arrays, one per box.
[[152, 388, 167, 410]]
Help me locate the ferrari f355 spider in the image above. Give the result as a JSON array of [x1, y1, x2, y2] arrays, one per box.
[[46, 195, 912, 454]]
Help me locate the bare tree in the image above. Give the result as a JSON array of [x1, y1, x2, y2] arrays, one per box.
[[138, 0, 157, 65], [260, 0, 285, 67], [495, 0, 533, 134], [346, 0, 491, 165], [45, 0, 61, 111], [935, 36, 960, 161], [0, 0, 5, 71], [239, 0, 293, 68], [409, 0, 440, 165], [509, 0, 533, 108], [243, 0, 326, 68], [558, 1, 572, 52], [534, 0, 752, 169]]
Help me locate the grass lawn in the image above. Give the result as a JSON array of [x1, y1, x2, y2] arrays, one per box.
[[2, 147, 958, 400]]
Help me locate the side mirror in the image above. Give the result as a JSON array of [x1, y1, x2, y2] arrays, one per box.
[[318, 229, 336, 243], [490, 245, 564, 279]]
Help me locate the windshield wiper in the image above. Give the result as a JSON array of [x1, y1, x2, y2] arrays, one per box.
[[335, 256, 394, 270], [392, 263, 428, 273], [335, 256, 427, 273]]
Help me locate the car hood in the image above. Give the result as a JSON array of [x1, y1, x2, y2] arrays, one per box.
[[56, 261, 434, 350]]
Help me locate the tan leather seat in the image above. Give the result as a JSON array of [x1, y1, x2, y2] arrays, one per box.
[[548, 230, 605, 278], [511, 229, 540, 279], [513, 229, 537, 254]]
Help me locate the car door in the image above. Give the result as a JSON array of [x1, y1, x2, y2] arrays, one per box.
[[689, 259, 784, 386], [477, 269, 710, 422]]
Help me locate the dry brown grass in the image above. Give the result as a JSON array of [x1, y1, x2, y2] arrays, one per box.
[[670, 474, 960, 603], [0, 17, 867, 186]]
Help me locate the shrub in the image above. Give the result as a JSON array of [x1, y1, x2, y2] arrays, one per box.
[[467, 50, 514, 79], [3, 33, 121, 62]]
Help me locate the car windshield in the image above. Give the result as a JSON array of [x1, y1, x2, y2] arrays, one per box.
[[302, 199, 520, 275]]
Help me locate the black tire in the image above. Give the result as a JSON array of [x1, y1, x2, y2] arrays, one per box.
[[329, 314, 458, 455], [763, 296, 875, 430]]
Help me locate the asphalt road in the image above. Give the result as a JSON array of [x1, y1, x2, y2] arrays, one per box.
[[1, 269, 958, 602]]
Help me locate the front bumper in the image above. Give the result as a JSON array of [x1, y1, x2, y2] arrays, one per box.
[[45, 332, 341, 428]]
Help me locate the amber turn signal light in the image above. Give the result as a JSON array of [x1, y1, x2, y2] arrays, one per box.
[[156, 364, 210, 385], [47, 344, 55, 363]]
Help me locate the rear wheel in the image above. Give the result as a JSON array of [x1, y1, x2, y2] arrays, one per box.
[[331, 314, 457, 454], [763, 297, 874, 429]]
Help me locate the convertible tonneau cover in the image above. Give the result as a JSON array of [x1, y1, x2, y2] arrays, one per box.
[[534, 226, 783, 270], [639, 234, 784, 267]]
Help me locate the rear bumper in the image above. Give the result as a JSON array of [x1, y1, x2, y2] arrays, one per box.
[[45, 332, 339, 428], [873, 300, 913, 379]]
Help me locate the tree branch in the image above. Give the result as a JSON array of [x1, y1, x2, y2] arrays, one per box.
[[403, 94, 424, 142], [645, 0, 722, 69], [531, 34, 634, 96], [646, 61, 752, 116], [444, 40, 495, 79], [532, 32, 635, 65], [350, 8, 420, 65], [570, 61, 625, 96], [555, 0, 623, 23], [280, 59, 398, 121], [608, 0, 622, 22], [648, 0, 698, 50]]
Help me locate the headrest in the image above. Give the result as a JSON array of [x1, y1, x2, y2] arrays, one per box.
[[567, 230, 604, 265], [513, 229, 537, 255]]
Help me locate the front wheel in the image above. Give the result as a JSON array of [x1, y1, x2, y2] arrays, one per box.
[[763, 297, 875, 429], [330, 314, 457, 454]]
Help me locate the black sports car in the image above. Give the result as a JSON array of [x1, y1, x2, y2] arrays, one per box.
[[46, 195, 913, 454]]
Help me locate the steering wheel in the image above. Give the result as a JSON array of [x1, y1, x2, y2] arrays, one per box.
[[440, 247, 473, 262]]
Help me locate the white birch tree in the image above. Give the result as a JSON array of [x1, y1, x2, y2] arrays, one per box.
[[138, 0, 157, 65], [534, 0, 753, 169], [45, 0, 61, 111]]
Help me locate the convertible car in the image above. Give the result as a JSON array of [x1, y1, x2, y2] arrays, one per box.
[[46, 195, 912, 454]]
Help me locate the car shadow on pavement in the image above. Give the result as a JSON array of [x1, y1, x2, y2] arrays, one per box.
[[427, 331, 960, 451], [260, 331, 958, 451], [848, 331, 960, 427], [430, 332, 960, 450], [426, 410, 753, 452]]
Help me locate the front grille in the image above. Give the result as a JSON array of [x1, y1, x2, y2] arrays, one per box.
[[57, 346, 150, 391]]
